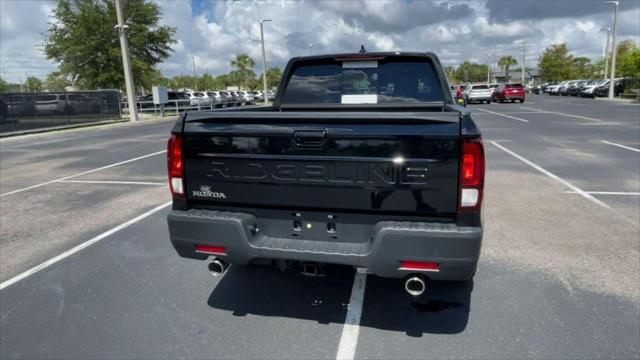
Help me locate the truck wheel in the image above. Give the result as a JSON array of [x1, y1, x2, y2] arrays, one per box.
[[519, 99, 525, 103], [486, 100, 491, 104]]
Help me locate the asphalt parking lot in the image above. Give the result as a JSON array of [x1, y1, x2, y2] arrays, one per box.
[[0, 94, 638, 359]]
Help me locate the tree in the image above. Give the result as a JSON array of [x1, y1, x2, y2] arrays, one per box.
[[44, 72, 71, 92], [259, 67, 282, 89], [444, 65, 456, 82], [538, 44, 575, 81], [0, 77, 10, 92], [453, 62, 489, 83], [615, 40, 640, 78], [25, 77, 43, 92], [498, 56, 518, 82], [213, 74, 230, 90], [230, 54, 256, 89], [44, 0, 175, 90]]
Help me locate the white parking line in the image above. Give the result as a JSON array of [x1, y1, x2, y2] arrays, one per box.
[[473, 111, 542, 115], [491, 141, 610, 209], [520, 106, 603, 122], [565, 191, 640, 195], [601, 140, 640, 153], [57, 180, 165, 186], [336, 270, 367, 360], [0, 150, 167, 197], [0, 201, 172, 291], [475, 108, 529, 123]]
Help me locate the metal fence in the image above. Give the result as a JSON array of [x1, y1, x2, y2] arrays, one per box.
[[0, 90, 122, 134]]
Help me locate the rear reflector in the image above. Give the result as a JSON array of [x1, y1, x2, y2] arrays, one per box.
[[195, 245, 226, 255], [460, 188, 479, 207], [399, 261, 439, 272]]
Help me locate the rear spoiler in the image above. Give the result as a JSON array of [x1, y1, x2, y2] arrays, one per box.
[[184, 110, 461, 124]]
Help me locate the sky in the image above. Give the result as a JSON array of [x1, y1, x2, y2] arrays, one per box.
[[1, 0, 639, 83]]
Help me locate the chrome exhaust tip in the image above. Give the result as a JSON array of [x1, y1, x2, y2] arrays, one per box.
[[208, 258, 228, 276], [404, 275, 426, 297]]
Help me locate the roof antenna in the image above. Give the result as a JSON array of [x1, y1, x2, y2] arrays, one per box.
[[359, 44, 367, 53]]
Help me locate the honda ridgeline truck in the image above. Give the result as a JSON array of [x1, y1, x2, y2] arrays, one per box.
[[166, 51, 484, 296]]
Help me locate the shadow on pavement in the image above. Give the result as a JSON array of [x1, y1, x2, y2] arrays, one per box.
[[207, 263, 353, 325], [360, 276, 473, 337], [207, 263, 473, 336]]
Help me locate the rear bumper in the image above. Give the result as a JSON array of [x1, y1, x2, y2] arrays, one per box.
[[167, 209, 482, 280], [467, 95, 492, 101]]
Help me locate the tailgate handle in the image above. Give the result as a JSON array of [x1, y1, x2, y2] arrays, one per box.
[[293, 130, 327, 148]]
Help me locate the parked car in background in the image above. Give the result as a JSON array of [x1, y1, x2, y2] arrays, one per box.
[[238, 91, 256, 104], [137, 91, 191, 109], [580, 80, 608, 98], [542, 82, 558, 93], [492, 83, 525, 103], [250, 90, 263, 102], [207, 92, 226, 108], [558, 80, 579, 96], [465, 84, 493, 104], [531, 85, 542, 94], [34, 93, 99, 115], [593, 77, 637, 97], [267, 89, 276, 100], [4, 94, 35, 116], [218, 91, 236, 106], [546, 81, 567, 95], [227, 91, 242, 106], [567, 80, 589, 96], [186, 92, 211, 107]]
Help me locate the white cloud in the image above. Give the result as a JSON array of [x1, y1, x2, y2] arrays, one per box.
[[0, 0, 639, 83]]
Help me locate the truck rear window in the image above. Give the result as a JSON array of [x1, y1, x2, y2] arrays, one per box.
[[281, 59, 443, 104]]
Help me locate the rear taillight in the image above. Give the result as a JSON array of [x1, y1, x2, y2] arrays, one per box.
[[167, 134, 184, 198], [458, 138, 485, 212]]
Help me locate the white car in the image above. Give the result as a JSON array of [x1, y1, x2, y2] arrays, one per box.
[[207, 91, 227, 107], [186, 92, 211, 107], [238, 91, 255, 104], [547, 81, 569, 95], [465, 84, 493, 104], [580, 80, 608, 98]]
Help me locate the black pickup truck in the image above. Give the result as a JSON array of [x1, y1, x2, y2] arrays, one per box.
[[166, 51, 484, 296]]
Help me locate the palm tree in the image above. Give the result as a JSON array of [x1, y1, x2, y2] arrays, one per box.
[[498, 56, 518, 82], [230, 54, 255, 90]]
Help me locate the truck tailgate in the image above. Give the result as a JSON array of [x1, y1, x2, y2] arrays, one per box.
[[182, 112, 460, 215]]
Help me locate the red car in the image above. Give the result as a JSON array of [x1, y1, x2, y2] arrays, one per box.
[[492, 83, 525, 103]]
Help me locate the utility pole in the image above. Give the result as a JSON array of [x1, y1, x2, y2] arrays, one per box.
[[487, 60, 491, 84], [192, 56, 197, 91], [605, 1, 618, 99], [260, 19, 271, 105], [601, 27, 611, 80], [490, 41, 497, 83], [114, 0, 137, 122], [521, 40, 526, 85], [25, 73, 29, 92]]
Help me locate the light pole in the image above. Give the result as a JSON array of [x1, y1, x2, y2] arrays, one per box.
[[309, 43, 313, 55], [600, 27, 611, 80], [260, 19, 271, 105], [114, 0, 138, 122], [604, 1, 618, 99]]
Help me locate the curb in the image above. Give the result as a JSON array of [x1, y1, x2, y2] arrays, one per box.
[[593, 97, 639, 104]]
